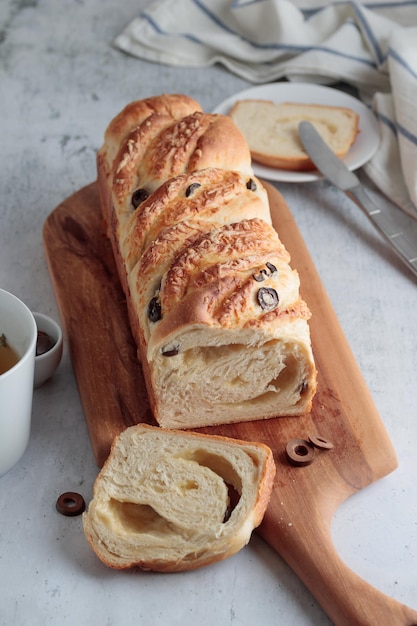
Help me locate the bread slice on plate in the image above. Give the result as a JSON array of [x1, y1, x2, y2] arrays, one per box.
[[229, 100, 359, 171], [82, 424, 276, 572]]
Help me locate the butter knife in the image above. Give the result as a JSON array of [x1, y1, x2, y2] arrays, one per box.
[[298, 120, 417, 280]]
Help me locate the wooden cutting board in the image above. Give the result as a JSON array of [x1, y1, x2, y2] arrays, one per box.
[[43, 182, 417, 626]]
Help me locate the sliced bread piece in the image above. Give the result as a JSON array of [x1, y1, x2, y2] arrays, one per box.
[[82, 424, 276, 572], [229, 99, 359, 171]]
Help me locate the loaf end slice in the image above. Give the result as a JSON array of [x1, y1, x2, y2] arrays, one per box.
[[82, 424, 276, 572], [229, 100, 359, 171]]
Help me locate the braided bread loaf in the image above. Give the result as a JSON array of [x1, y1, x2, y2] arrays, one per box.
[[97, 94, 317, 429]]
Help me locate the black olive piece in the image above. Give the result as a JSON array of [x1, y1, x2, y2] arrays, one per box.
[[257, 287, 279, 312], [299, 380, 308, 395], [223, 483, 241, 523], [185, 182, 201, 197], [308, 434, 334, 450], [147, 297, 162, 322], [132, 188, 150, 208], [253, 269, 268, 282], [246, 178, 257, 191], [161, 347, 179, 357], [286, 439, 315, 466], [266, 262, 277, 274], [56, 492, 86, 517]]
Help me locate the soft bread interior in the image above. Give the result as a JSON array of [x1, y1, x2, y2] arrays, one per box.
[[149, 325, 314, 429], [229, 100, 359, 170], [82, 425, 276, 572]]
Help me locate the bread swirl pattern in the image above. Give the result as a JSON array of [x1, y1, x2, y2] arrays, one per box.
[[97, 94, 317, 429], [82, 424, 276, 572]]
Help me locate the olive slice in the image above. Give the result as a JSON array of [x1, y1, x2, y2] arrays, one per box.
[[246, 178, 257, 191], [286, 439, 315, 466], [185, 182, 201, 197], [253, 269, 267, 282], [299, 380, 308, 395], [161, 347, 179, 357], [147, 297, 162, 322], [308, 435, 334, 450], [132, 188, 149, 208], [223, 483, 241, 523], [257, 287, 279, 311], [56, 492, 86, 517]]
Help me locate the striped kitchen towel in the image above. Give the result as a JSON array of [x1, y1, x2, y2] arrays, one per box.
[[115, 0, 417, 216]]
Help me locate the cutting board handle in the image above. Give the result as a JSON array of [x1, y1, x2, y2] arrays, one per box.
[[262, 500, 417, 626]]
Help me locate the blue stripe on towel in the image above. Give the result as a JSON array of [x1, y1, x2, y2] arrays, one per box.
[[387, 47, 417, 146], [359, 0, 417, 7], [389, 47, 417, 80], [300, 0, 417, 17], [376, 110, 417, 147], [141, 10, 202, 44], [398, 122, 417, 147], [230, 0, 270, 6], [140, 11, 165, 34], [352, 5, 385, 65], [192, 0, 240, 35], [142, 3, 376, 69], [376, 110, 398, 134]]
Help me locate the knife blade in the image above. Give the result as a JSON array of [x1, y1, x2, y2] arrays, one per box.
[[298, 120, 417, 280]]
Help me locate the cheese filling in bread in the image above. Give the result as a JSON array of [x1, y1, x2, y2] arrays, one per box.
[[97, 94, 317, 429], [82, 424, 276, 572]]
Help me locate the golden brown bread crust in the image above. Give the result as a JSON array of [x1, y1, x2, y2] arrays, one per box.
[[152, 219, 293, 337], [104, 106, 253, 230], [102, 94, 203, 171], [97, 94, 203, 233], [120, 168, 271, 274], [110, 111, 253, 226], [250, 150, 317, 172], [97, 94, 317, 429], [98, 95, 254, 307]]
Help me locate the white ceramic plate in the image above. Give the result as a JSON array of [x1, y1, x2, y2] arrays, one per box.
[[213, 82, 380, 183]]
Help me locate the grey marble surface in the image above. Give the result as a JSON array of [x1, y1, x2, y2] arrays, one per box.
[[1, 1, 417, 625]]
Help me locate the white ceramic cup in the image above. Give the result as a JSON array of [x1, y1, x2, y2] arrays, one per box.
[[0, 288, 37, 477]]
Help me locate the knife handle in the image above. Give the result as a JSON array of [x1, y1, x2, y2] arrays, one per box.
[[347, 186, 417, 279]]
